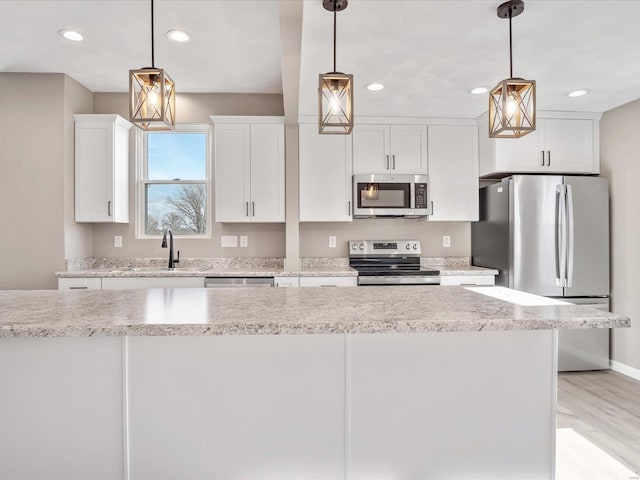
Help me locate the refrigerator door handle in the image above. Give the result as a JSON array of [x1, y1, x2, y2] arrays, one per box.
[[566, 184, 575, 287], [555, 184, 567, 287]]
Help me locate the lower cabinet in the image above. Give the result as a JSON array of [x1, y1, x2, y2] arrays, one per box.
[[58, 277, 102, 290], [127, 335, 346, 480], [299, 276, 358, 287], [100, 277, 204, 289], [440, 274, 495, 286], [274, 276, 300, 288], [0, 337, 124, 480]]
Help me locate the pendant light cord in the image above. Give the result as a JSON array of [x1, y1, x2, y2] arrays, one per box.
[[508, 7, 513, 78], [333, 2, 337, 73], [151, 0, 155, 68]]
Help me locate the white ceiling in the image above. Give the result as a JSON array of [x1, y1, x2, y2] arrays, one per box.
[[2, 0, 640, 117]]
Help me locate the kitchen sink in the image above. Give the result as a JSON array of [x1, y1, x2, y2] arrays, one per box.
[[111, 267, 205, 273]]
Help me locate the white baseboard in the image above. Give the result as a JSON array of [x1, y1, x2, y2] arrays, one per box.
[[610, 360, 640, 381]]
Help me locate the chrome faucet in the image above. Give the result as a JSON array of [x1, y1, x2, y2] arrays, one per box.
[[161, 229, 180, 270]]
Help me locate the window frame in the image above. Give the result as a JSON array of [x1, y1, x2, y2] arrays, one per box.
[[135, 124, 212, 239]]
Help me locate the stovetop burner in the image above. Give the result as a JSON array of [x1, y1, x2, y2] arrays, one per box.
[[349, 240, 440, 286]]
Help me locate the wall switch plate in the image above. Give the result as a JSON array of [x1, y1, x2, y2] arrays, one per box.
[[329, 236, 337, 248], [443, 235, 451, 248], [114, 235, 123, 248], [240, 236, 248, 248], [221, 235, 238, 248]]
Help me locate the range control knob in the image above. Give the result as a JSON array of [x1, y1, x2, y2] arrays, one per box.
[[406, 244, 411, 250], [351, 244, 357, 250], [359, 244, 365, 250], [413, 243, 418, 250]]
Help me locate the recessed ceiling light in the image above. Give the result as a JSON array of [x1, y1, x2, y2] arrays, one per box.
[[567, 89, 590, 98], [166, 29, 191, 42], [58, 29, 84, 42], [366, 83, 385, 91], [469, 86, 489, 95]]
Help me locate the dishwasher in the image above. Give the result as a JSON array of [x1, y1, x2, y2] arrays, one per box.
[[204, 277, 274, 288]]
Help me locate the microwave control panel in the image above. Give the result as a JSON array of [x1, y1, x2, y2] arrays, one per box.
[[415, 183, 428, 208]]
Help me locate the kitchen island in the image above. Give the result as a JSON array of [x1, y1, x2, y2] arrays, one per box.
[[0, 286, 629, 480]]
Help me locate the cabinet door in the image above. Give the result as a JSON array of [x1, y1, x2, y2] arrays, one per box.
[[75, 123, 115, 222], [427, 125, 479, 221], [214, 124, 251, 222], [389, 125, 427, 174], [543, 119, 595, 173], [299, 124, 353, 222], [299, 276, 358, 287], [493, 127, 543, 173], [249, 124, 285, 222], [352, 124, 390, 174], [439, 275, 495, 286]]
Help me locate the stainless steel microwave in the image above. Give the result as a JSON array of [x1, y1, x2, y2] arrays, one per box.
[[352, 174, 431, 218]]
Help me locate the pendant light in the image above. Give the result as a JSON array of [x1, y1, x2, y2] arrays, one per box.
[[129, 0, 175, 130], [318, 0, 353, 135], [489, 0, 535, 138]]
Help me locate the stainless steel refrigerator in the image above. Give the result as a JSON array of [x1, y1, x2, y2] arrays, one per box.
[[472, 175, 610, 371]]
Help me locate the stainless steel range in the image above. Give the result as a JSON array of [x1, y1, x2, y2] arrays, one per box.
[[349, 240, 440, 286]]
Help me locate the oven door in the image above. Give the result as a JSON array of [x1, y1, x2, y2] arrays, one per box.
[[353, 174, 426, 217]]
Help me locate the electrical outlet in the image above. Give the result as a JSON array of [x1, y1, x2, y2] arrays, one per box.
[[221, 235, 238, 248], [443, 235, 451, 248], [114, 235, 123, 248], [240, 236, 248, 248], [329, 236, 337, 248]]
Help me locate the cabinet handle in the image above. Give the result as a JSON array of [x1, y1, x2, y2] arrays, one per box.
[[386, 155, 390, 170], [540, 151, 545, 166], [430, 201, 434, 216], [252, 202, 255, 217], [69, 286, 88, 290], [348, 201, 351, 216], [547, 151, 551, 167], [392, 154, 396, 170], [245, 202, 249, 216], [107, 201, 112, 216]]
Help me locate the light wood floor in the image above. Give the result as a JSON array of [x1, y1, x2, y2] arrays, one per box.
[[558, 370, 640, 477]]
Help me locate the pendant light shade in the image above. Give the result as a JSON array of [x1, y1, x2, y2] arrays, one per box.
[[318, 0, 353, 135], [489, 0, 535, 139], [129, 0, 175, 130]]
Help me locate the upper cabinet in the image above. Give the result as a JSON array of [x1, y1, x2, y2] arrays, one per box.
[[353, 125, 427, 174], [75, 114, 132, 223], [478, 112, 601, 177], [212, 117, 285, 223], [299, 123, 353, 222], [427, 125, 479, 222]]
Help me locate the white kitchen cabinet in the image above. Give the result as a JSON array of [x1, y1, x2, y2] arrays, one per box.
[[58, 277, 102, 290], [101, 277, 204, 289], [274, 276, 300, 288], [479, 112, 600, 177], [299, 276, 358, 287], [427, 125, 479, 221], [439, 274, 495, 286], [74, 114, 132, 223], [0, 337, 125, 480], [127, 335, 346, 479], [212, 117, 284, 223], [299, 123, 353, 222], [353, 124, 427, 174]]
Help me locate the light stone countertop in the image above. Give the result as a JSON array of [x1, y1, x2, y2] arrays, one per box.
[[436, 265, 499, 276], [0, 286, 629, 338]]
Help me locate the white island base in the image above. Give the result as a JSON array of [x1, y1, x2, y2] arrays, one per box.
[[0, 330, 557, 480]]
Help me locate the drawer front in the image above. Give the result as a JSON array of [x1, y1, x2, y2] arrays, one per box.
[[58, 278, 102, 290], [101, 277, 204, 290], [440, 275, 495, 286], [299, 276, 358, 288], [274, 277, 300, 288]]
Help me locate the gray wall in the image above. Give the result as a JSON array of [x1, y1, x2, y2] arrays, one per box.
[[92, 92, 287, 259], [300, 221, 470, 257], [0, 74, 66, 289], [600, 99, 640, 371]]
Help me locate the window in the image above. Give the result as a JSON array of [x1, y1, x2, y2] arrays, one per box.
[[137, 125, 211, 238]]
